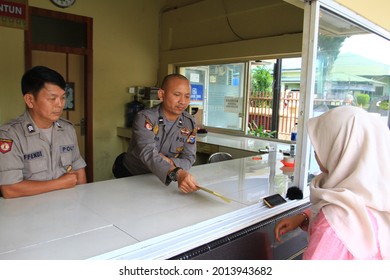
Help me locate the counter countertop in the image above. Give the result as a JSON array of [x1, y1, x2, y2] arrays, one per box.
[[0, 154, 307, 260]]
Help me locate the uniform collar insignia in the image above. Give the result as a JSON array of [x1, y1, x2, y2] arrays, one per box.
[[158, 116, 164, 124], [27, 124, 35, 133], [55, 121, 62, 128]]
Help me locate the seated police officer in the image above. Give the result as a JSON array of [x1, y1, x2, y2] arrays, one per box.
[[0, 66, 87, 198], [114, 74, 198, 193]]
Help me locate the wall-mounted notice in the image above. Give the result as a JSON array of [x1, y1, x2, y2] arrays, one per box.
[[0, 0, 28, 30], [224, 96, 242, 113], [189, 73, 200, 83]]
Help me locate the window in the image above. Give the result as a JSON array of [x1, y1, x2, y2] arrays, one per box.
[[307, 8, 390, 178], [32, 15, 87, 48], [249, 58, 302, 141], [180, 59, 302, 139], [179, 63, 246, 131]]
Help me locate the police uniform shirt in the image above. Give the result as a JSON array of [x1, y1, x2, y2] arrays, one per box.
[[0, 111, 86, 186], [123, 105, 197, 185]]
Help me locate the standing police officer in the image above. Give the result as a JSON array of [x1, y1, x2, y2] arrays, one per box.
[[118, 74, 198, 193], [0, 66, 87, 198]]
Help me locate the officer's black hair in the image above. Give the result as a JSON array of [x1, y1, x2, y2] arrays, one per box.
[[21, 66, 66, 97], [160, 73, 189, 90]]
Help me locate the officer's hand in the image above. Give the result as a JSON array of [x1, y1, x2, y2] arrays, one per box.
[[176, 170, 198, 193], [58, 172, 78, 189]]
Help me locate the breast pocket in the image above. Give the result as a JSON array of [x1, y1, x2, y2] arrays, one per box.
[[24, 159, 49, 180], [60, 152, 73, 168], [169, 140, 184, 158]]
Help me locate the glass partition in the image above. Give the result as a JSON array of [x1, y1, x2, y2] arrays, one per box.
[[307, 8, 390, 178], [180, 63, 246, 131]]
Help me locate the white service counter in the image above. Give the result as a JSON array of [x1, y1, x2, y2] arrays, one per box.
[[0, 154, 308, 260]]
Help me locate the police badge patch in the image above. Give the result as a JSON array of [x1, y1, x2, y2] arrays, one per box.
[[144, 118, 153, 131], [0, 138, 13, 154], [180, 127, 190, 136], [187, 134, 196, 144], [153, 125, 159, 135], [174, 147, 183, 158]]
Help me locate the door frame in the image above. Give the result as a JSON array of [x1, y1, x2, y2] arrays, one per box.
[[24, 7, 94, 182]]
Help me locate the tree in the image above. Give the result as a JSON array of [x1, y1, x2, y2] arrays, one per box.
[[356, 93, 370, 108], [317, 35, 347, 99], [251, 66, 273, 93]]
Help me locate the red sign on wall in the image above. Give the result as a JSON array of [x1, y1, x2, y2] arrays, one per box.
[[0, 0, 28, 30]]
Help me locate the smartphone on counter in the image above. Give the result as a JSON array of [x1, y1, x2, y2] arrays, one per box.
[[263, 193, 287, 208]]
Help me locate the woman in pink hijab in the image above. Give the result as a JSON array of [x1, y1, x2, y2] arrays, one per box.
[[274, 106, 390, 260]]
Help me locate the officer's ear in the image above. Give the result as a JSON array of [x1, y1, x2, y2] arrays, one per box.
[[158, 88, 165, 101], [23, 93, 35, 109]]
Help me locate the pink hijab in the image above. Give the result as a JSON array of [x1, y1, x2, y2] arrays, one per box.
[[307, 106, 390, 259]]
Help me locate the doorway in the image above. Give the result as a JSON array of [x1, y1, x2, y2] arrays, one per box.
[[24, 7, 93, 182]]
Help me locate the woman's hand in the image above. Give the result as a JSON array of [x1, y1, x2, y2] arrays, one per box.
[[274, 214, 306, 242]]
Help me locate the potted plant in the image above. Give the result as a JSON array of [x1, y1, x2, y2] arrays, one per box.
[[248, 120, 276, 138]]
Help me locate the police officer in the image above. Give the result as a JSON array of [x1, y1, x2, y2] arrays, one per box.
[[119, 73, 199, 193], [0, 66, 87, 198]]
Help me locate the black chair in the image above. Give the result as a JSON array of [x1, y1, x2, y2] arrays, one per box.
[[112, 152, 132, 178], [207, 152, 233, 164]]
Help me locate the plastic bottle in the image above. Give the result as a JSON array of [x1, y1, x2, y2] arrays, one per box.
[[290, 122, 297, 157], [125, 98, 145, 127], [290, 122, 298, 141], [290, 144, 296, 157]]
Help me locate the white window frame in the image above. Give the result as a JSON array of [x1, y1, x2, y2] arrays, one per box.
[[296, 0, 390, 195]]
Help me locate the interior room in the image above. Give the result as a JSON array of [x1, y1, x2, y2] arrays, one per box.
[[0, 0, 389, 261]]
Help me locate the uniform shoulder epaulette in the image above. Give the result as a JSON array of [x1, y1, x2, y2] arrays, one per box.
[[58, 117, 74, 126], [182, 110, 196, 122], [181, 110, 196, 130], [0, 123, 12, 132], [181, 109, 191, 118], [0, 117, 22, 132], [140, 106, 158, 118]]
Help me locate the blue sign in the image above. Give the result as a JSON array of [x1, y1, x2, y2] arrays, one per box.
[[190, 84, 204, 101]]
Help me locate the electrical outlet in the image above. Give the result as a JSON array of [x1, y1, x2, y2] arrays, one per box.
[[128, 86, 145, 95]]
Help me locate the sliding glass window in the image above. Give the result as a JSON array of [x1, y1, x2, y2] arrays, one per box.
[[180, 59, 303, 139], [307, 7, 390, 179]]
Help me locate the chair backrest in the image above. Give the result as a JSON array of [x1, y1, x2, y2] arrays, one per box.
[[207, 152, 233, 164]]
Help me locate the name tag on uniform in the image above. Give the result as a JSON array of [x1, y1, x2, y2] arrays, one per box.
[[24, 150, 43, 160], [60, 145, 74, 153]]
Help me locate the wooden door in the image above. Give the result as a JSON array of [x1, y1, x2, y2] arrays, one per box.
[[25, 7, 93, 181]]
